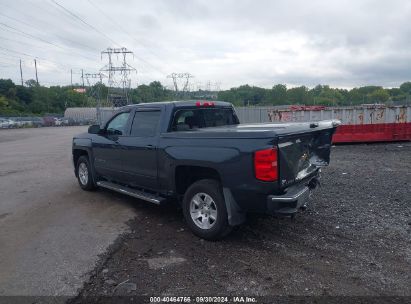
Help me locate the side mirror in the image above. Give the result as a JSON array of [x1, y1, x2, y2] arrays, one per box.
[[88, 124, 101, 134]]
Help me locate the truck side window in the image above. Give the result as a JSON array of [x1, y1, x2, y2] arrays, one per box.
[[171, 108, 239, 131], [131, 111, 161, 137], [106, 112, 130, 135]]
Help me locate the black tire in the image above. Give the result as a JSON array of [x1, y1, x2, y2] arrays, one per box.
[[76, 155, 96, 191], [182, 179, 232, 240]]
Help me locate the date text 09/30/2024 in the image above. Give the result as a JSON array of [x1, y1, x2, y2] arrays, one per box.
[[149, 296, 257, 303]]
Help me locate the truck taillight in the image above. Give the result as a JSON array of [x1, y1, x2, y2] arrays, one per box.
[[254, 148, 278, 181]]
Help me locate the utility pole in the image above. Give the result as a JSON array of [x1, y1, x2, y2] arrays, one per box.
[[71, 69, 73, 87], [34, 59, 39, 85], [19, 59, 23, 86], [81, 69, 84, 88]]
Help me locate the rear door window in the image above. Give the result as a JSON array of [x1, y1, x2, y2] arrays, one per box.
[[171, 108, 238, 131]]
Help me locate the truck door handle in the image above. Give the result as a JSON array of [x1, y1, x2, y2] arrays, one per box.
[[145, 145, 154, 150]]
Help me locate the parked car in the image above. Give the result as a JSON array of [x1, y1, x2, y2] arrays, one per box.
[[18, 117, 34, 127], [30, 117, 44, 128], [8, 117, 26, 128], [0, 118, 14, 128], [72, 101, 340, 240], [60, 118, 71, 126], [0, 118, 6, 128], [54, 118, 63, 126], [43, 116, 56, 127], [60, 117, 76, 126]]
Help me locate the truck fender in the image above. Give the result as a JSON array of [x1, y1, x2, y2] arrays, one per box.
[[73, 138, 92, 148], [72, 138, 93, 166], [72, 139, 97, 185]]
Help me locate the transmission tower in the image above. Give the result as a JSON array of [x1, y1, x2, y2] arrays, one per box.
[[84, 72, 107, 124], [167, 73, 194, 98], [101, 47, 136, 107], [214, 81, 222, 92], [205, 80, 211, 92], [195, 81, 203, 91]]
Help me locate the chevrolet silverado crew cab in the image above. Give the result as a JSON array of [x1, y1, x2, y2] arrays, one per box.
[[72, 101, 340, 240]]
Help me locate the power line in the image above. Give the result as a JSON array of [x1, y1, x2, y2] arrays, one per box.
[[0, 22, 99, 60], [0, 35, 93, 65], [86, 0, 127, 36], [50, 0, 120, 47], [0, 1, 170, 85], [0, 35, 44, 49], [0, 22, 63, 49], [0, 12, 100, 54], [0, 46, 86, 70], [1, 1, 108, 52], [0, 46, 37, 59], [3, 1, 168, 80], [0, 63, 15, 68], [0, 59, 16, 65], [0, 23, 98, 61], [0, 12, 33, 28], [0, 50, 24, 60], [86, 0, 169, 75], [86, 1, 167, 63]]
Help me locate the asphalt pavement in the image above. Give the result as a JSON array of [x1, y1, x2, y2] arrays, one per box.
[[0, 127, 136, 296]]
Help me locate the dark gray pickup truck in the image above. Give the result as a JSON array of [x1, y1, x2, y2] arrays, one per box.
[[72, 100, 340, 239]]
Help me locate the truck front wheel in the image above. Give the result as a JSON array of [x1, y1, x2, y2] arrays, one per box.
[[76, 155, 96, 191], [182, 179, 231, 240]]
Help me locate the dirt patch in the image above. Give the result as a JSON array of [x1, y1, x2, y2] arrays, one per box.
[[72, 142, 411, 299]]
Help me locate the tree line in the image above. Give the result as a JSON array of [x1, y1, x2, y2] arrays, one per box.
[[218, 83, 411, 106], [1, 78, 410, 116]]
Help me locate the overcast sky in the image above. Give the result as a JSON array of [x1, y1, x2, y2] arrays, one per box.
[[0, 0, 410, 89]]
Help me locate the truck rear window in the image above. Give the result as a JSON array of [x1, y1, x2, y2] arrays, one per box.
[[171, 108, 239, 131]]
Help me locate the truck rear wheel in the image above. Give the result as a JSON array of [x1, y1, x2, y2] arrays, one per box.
[[182, 179, 231, 240], [76, 155, 96, 191]]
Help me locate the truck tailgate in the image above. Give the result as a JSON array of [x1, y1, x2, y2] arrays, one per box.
[[277, 121, 338, 188]]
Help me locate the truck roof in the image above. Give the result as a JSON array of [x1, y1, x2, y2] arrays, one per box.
[[122, 100, 232, 109]]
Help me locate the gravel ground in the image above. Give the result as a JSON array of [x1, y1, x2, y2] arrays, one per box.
[[72, 142, 411, 300]]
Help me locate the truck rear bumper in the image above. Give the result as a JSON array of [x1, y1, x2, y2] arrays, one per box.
[[224, 173, 320, 225], [267, 186, 311, 215], [266, 175, 320, 216]]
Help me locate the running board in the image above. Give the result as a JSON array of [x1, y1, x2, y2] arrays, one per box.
[[97, 181, 164, 205]]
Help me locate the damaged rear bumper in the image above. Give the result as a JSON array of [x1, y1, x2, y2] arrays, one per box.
[[266, 174, 320, 216], [223, 172, 321, 226]]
